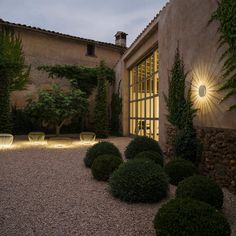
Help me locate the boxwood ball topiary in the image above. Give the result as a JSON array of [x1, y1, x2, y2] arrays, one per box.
[[154, 198, 231, 236], [134, 151, 164, 166], [84, 142, 121, 168], [164, 158, 198, 186], [91, 154, 123, 181], [125, 136, 162, 160], [109, 159, 169, 203], [176, 175, 224, 209]]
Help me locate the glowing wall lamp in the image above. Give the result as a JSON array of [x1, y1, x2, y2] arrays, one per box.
[[198, 85, 207, 98], [0, 134, 14, 148]]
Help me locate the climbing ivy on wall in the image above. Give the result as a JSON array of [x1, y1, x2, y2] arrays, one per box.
[[38, 62, 115, 97], [38, 65, 98, 96], [211, 0, 236, 110]]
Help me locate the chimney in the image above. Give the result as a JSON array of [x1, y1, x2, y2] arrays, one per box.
[[115, 31, 127, 47]]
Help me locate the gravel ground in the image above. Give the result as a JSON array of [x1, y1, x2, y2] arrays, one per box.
[[0, 136, 235, 236]]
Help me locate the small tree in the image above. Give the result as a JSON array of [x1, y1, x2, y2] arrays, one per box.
[[94, 61, 114, 138], [110, 81, 122, 135], [165, 46, 202, 165], [25, 85, 88, 136], [0, 26, 30, 132], [164, 46, 186, 129], [174, 89, 202, 164]]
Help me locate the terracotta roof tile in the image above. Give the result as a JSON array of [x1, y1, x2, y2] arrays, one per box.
[[0, 19, 126, 52]]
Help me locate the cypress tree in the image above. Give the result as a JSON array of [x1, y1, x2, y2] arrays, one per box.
[[0, 27, 29, 133], [110, 82, 122, 135], [94, 77, 109, 138], [0, 67, 11, 132], [165, 46, 186, 129]]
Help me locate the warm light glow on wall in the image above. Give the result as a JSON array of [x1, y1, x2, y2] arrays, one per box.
[[191, 61, 226, 126]]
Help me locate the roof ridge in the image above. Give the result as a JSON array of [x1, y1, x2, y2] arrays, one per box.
[[0, 19, 126, 50]]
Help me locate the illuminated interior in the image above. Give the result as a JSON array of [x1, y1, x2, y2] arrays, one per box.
[[129, 49, 159, 140]]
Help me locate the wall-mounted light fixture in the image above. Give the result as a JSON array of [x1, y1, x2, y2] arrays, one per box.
[[191, 62, 221, 117], [198, 85, 207, 98]]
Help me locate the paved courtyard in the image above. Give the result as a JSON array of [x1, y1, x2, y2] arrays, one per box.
[[0, 137, 235, 236]]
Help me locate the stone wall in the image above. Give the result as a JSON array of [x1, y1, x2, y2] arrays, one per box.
[[165, 124, 236, 190], [198, 127, 236, 190]]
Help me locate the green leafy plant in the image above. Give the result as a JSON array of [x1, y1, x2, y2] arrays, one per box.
[[110, 81, 122, 136], [125, 136, 163, 160], [11, 106, 37, 134], [165, 47, 201, 164], [38, 61, 115, 97], [211, 0, 236, 110], [176, 175, 224, 209], [25, 85, 88, 136], [164, 158, 198, 185], [109, 159, 169, 203], [134, 151, 164, 167], [38, 65, 97, 96], [84, 141, 122, 168], [164, 46, 187, 129], [154, 198, 231, 236], [94, 61, 114, 138], [174, 128, 202, 165], [91, 154, 123, 181], [0, 26, 30, 132]]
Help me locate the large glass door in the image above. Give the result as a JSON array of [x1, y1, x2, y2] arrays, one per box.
[[129, 49, 159, 140]]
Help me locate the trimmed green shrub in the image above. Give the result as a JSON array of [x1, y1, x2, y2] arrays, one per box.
[[176, 175, 224, 209], [174, 128, 202, 165], [164, 158, 198, 186], [84, 142, 121, 168], [134, 151, 164, 167], [154, 198, 231, 236], [91, 154, 123, 181], [125, 136, 162, 160], [109, 159, 169, 203]]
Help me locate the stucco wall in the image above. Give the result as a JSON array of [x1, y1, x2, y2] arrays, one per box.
[[119, 21, 159, 136], [8, 26, 123, 108], [158, 0, 236, 148], [119, 0, 236, 150]]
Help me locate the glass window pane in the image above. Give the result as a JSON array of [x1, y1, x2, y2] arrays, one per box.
[[129, 119, 133, 134], [129, 48, 159, 139], [154, 96, 159, 118], [130, 70, 133, 85]]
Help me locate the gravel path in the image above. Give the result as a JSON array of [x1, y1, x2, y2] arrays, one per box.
[[0, 137, 235, 236]]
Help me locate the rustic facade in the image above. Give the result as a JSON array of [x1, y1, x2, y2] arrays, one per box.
[[1, 0, 236, 187], [0, 19, 126, 109], [115, 0, 236, 188]]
